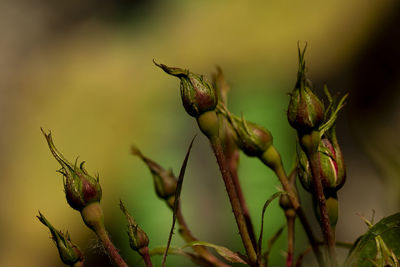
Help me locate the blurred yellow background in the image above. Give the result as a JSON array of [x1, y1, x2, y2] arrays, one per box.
[[1, 0, 399, 266]]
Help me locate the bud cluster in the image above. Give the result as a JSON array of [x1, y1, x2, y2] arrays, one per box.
[[287, 45, 347, 230]]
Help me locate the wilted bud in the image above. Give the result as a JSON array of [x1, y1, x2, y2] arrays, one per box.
[[42, 129, 102, 211], [297, 128, 346, 193], [154, 61, 217, 118], [131, 145, 177, 200], [120, 201, 149, 253], [37, 212, 84, 266], [287, 45, 324, 133]]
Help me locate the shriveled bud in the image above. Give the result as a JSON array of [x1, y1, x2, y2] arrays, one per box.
[[120, 201, 149, 253], [42, 129, 102, 211], [131, 145, 177, 200], [154, 61, 217, 118], [287, 45, 324, 133], [297, 128, 346, 193], [37, 212, 84, 266]]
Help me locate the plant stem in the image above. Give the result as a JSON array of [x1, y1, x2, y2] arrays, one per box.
[[272, 164, 324, 267], [286, 214, 295, 267], [139, 247, 154, 267], [228, 151, 257, 248], [175, 203, 230, 267], [95, 226, 128, 267], [81, 203, 128, 267], [308, 151, 337, 267], [210, 137, 258, 266]]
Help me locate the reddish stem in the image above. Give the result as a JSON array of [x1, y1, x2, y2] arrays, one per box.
[[308, 152, 337, 267], [139, 247, 154, 267], [228, 151, 257, 248], [210, 137, 258, 266]]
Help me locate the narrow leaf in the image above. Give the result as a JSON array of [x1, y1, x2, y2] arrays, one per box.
[[263, 225, 285, 267], [161, 136, 196, 267], [183, 241, 247, 264], [258, 191, 284, 256], [295, 246, 312, 267]]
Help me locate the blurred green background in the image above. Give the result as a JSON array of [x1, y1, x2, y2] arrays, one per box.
[[1, 0, 399, 266]]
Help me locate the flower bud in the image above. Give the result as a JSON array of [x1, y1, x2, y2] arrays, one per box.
[[225, 112, 272, 157], [120, 201, 149, 253], [131, 145, 177, 200], [154, 61, 217, 118], [297, 128, 346, 193], [279, 193, 293, 211], [42, 129, 102, 211], [37, 212, 84, 266], [287, 45, 324, 133]]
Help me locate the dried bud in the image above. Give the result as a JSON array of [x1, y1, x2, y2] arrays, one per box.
[[131, 145, 177, 200], [42, 129, 102, 211], [37, 212, 84, 266], [154, 61, 217, 118], [297, 127, 346, 193], [120, 201, 149, 253], [287, 45, 324, 133]]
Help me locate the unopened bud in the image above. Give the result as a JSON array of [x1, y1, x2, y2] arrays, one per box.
[[297, 129, 346, 193], [287, 45, 324, 133], [120, 201, 149, 253], [131, 145, 177, 200], [279, 194, 293, 211], [37, 212, 84, 266], [42, 129, 102, 211], [154, 61, 217, 118], [225, 112, 272, 157]]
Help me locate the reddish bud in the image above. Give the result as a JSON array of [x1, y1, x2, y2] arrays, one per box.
[[154, 61, 217, 118], [287, 45, 325, 133], [42, 129, 102, 211]]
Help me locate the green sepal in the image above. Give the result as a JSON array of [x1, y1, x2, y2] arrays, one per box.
[[37, 212, 84, 265]]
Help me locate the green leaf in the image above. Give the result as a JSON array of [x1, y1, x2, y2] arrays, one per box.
[[161, 136, 196, 267], [345, 212, 400, 267], [263, 225, 285, 267], [183, 241, 247, 264], [257, 191, 284, 257]]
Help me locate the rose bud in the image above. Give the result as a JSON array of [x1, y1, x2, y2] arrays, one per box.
[[120, 201, 149, 253], [42, 129, 102, 211], [131, 145, 177, 202], [224, 112, 272, 158], [297, 128, 346, 193], [37, 212, 84, 266], [287, 45, 324, 133], [154, 61, 217, 118]]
